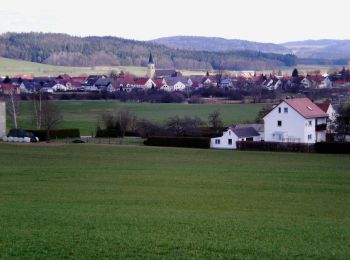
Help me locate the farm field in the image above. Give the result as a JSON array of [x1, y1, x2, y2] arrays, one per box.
[[0, 143, 349, 258], [16, 101, 266, 135], [0, 57, 340, 78], [0, 57, 206, 77]]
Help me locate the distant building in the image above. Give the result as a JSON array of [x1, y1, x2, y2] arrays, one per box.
[[147, 52, 156, 78]]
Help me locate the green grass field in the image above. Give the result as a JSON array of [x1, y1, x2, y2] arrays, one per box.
[[0, 57, 206, 77], [16, 101, 265, 135], [0, 57, 340, 78], [0, 143, 349, 258]]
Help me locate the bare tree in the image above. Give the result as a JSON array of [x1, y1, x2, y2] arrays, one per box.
[[41, 100, 63, 141], [7, 88, 20, 129], [31, 92, 43, 129], [208, 110, 223, 132]]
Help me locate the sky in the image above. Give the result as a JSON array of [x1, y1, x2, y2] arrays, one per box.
[[0, 0, 349, 43]]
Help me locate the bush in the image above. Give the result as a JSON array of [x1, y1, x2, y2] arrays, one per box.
[[27, 129, 80, 141], [236, 141, 314, 152], [314, 142, 350, 154], [144, 136, 210, 149]]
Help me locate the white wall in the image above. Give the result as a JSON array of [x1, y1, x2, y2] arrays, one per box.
[[264, 102, 317, 143], [210, 129, 261, 149], [0, 102, 6, 137], [210, 129, 238, 149]]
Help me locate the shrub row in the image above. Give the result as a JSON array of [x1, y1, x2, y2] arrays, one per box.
[[144, 136, 210, 149], [314, 142, 350, 154], [26, 129, 80, 141], [95, 129, 137, 137], [236, 141, 315, 152]]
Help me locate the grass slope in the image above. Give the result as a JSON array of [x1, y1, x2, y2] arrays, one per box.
[[0, 143, 349, 258], [16, 101, 265, 135], [0, 57, 147, 77]]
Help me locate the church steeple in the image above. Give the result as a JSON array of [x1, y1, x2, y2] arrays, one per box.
[[148, 51, 154, 64], [147, 51, 155, 78]]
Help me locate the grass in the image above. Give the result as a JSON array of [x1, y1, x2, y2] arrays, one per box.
[[0, 143, 349, 258], [1, 57, 340, 78], [16, 101, 265, 135], [0, 57, 207, 77]]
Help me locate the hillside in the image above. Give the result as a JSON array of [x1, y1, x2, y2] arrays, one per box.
[[282, 39, 350, 60], [0, 57, 148, 77], [153, 36, 290, 53], [0, 32, 296, 71]]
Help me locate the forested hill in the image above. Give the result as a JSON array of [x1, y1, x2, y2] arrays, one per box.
[[153, 36, 289, 53], [0, 32, 297, 70]]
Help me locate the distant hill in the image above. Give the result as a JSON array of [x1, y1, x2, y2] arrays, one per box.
[[153, 36, 290, 53], [282, 39, 350, 60], [0, 32, 297, 71]]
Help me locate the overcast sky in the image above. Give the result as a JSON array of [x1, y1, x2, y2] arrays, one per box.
[[0, 0, 348, 43]]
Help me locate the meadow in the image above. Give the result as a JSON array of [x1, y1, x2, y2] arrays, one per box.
[[0, 57, 339, 78], [0, 143, 349, 258], [16, 101, 265, 135]]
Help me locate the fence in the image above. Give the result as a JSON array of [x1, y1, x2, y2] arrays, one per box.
[[55, 136, 144, 146]]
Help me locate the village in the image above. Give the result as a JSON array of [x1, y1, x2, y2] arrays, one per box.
[[1, 53, 350, 103]]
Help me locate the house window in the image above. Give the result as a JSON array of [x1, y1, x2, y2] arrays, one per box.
[[308, 120, 312, 126], [228, 139, 232, 145], [278, 107, 281, 113], [215, 139, 220, 144], [284, 107, 288, 113], [277, 120, 282, 127], [308, 134, 312, 140]]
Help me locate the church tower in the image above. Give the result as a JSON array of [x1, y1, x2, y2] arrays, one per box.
[[147, 52, 155, 78]]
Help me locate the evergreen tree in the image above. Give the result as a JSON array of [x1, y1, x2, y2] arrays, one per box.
[[292, 68, 299, 77]]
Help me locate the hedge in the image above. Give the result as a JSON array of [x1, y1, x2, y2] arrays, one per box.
[[26, 129, 80, 141], [236, 141, 314, 153], [144, 136, 210, 149], [314, 142, 350, 154]]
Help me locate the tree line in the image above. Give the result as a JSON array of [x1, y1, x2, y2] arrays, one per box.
[[0, 32, 297, 70]]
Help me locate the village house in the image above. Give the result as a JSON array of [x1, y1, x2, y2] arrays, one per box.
[[264, 97, 328, 143], [210, 127, 261, 149]]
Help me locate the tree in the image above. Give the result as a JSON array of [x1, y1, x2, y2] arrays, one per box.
[[166, 115, 204, 136], [41, 100, 63, 141], [335, 104, 350, 142], [7, 88, 20, 129], [96, 109, 137, 137], [208, 110, 223, 132], [292, 68, 299, 78], [31, 92, 43, 129], [255, 105, 272, 123]]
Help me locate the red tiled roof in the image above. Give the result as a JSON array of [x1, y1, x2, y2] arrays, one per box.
[[284, 98, 328, 119], [315, 103, 330, 113], [133, 78, 149, 85]]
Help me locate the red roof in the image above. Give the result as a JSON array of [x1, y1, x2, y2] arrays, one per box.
[[284, 98, 328, 119], [133, 78, 150, 85], [315, 103, 330, 113]]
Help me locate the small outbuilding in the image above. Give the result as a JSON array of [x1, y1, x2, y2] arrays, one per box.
[[210, 127, 261, 149]]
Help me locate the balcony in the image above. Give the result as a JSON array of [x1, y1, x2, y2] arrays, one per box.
[[315, 124, 327, 131]]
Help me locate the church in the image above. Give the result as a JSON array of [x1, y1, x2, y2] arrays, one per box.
[[147, 52, 182, 79]]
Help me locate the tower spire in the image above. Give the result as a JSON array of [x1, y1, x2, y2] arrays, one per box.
[[148, 51, 154, 64]]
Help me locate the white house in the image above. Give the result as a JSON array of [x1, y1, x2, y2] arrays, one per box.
[[318, 77, 332, 88], [316, 102, 337, 132], [210, 127, 261, 149], [264, 98, 328, 143]]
